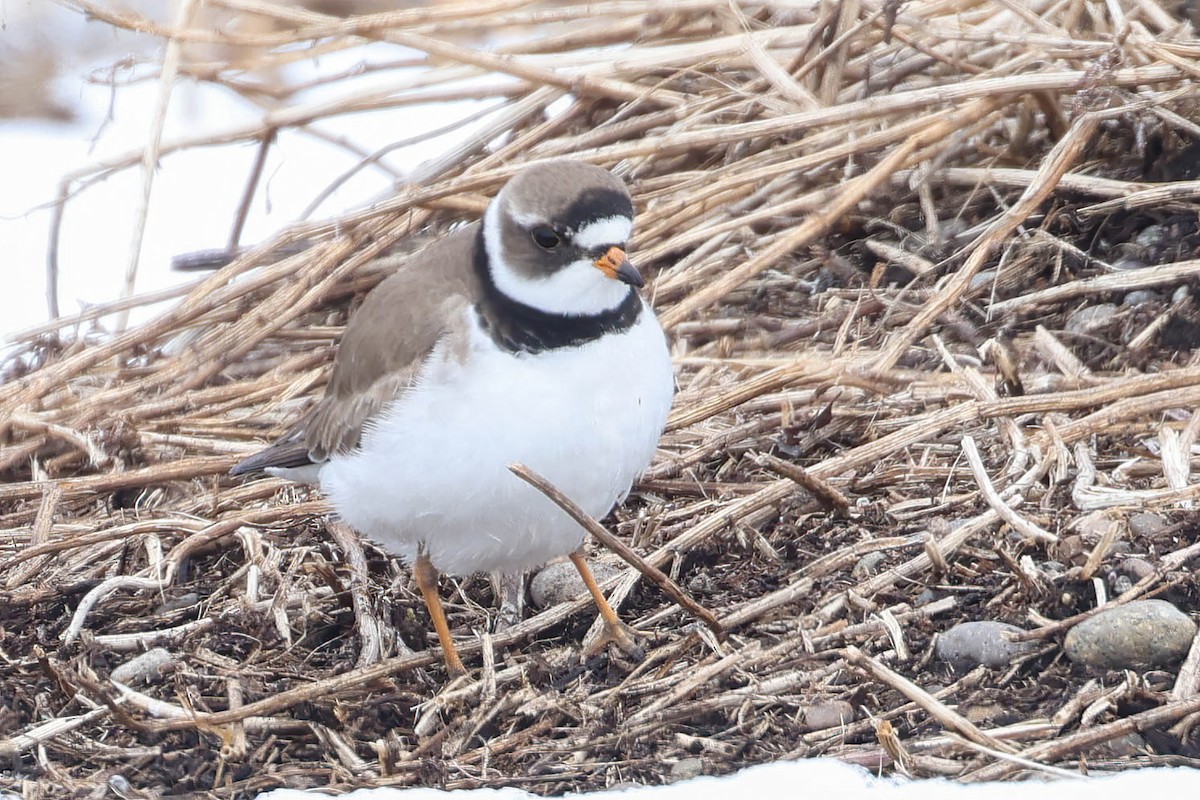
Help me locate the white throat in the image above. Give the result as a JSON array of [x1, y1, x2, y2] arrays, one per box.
[[483, 201, 633, 317]]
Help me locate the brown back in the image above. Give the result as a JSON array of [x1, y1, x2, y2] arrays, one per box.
[[303, 223, 482, 460]]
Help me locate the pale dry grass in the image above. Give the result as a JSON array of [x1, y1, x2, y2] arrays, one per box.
[[4, 0, 1200, 795]]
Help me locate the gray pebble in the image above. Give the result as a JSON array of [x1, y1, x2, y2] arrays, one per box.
[[1129, 512, 1168, 537], [1144, 671, 1177, 692], [669, 757, 704, 781], [529, 559, 620, 609], [110, 647, 177, 686], [1064, 599, 1197, 671], [1073, 511, 1112, 539], [1065, 304, 1117, 335], [802, 700, 855, 731], [1053, 534, 1088, 565], [1121, 556, 1155, 581], [1173, 285, 1190, 303], [851, 551, 887, 578], [107, 775, 135, 799], [1122, 289, 1159, 305], [1135, 224, 1168, 249], [935, 621, 1037, 669], [154, 593, 200, 614]]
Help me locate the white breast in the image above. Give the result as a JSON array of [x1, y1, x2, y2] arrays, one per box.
[[317, 302, 674, 575]]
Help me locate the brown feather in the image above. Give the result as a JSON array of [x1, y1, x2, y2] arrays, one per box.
[[231, 223, 481, 473], [307, 223, 481, 460]]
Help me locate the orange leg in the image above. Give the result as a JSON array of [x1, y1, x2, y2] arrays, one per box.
[[568, 551, 642, 658], [413, 554, 467, 676]]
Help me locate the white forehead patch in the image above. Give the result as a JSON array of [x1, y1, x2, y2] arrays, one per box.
[[573, 216, 633, 250], [508, 207, 542, 228]]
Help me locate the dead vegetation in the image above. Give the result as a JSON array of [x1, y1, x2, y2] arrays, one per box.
[[4, 0, 1200, 795]]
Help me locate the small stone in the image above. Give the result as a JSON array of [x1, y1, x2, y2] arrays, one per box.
[[1144, 671, 1177, 692], [669, 757, 704, 781], [107, 775, 134, 798], [1123, 289, 1159, 305], [1135, 224, 1168, 248], [935, 621, 1037, 669], [1073, 511, 1113, 540], [1051, 534, 1087, 565], [962, 703, 1005, 724], [1121, 556, 1155, 581], [1041, 560, 1067, 576], [529, 559, 620, 609], [1064, 599, 1197, 671], [1065, 304, 1117, 335], [802, 700, 855, 731], [851, 551, 887, 578], [155, 593, 200, 614], [1129, 512, 1168, 537], [927, 517, 953, 537], [110, 648, 176, 686]]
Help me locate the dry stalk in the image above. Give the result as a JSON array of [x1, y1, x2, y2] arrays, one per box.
[[8, 0, 1200, 791]]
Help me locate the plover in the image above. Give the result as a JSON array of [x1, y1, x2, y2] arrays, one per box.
[[232, 160, 675, 674]]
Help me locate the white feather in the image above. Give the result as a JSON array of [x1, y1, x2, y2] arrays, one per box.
[[317, 303, 674, 575], [265, 464, 321, 485], [573, 216, 632, 249]]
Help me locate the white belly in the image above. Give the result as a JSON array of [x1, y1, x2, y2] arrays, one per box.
[[318, 302, 674, 575]]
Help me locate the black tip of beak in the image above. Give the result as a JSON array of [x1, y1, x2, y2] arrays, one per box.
[[617, 260, 644, 288]]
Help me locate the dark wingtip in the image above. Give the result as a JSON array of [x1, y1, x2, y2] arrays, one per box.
[[228, 460, 258, 478], [229, 452, 272, 477], [172, 249, 243, 272], [173, 241, 315, 273], [229, 441, 316, 478]]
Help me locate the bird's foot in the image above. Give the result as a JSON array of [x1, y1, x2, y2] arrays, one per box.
[[585, 618, 646, 662]]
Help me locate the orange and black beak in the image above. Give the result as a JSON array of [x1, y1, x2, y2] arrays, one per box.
[[594, 246, 643, 288]]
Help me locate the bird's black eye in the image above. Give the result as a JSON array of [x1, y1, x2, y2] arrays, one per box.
[[531, 226, 561, 249]]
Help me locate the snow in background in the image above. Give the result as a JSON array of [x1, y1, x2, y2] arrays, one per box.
[[1, 1, 499, 343], [257, 758, 1200, 800], [3, 4, 1197, 797]]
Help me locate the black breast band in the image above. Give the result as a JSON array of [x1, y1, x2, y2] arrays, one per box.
[[473, 228, 642, 354]]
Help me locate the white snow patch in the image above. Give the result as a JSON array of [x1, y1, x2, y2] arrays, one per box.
[[254, 759, 1200, 800]]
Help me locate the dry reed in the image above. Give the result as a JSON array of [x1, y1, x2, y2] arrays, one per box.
[[4, 0, 1200, 795]]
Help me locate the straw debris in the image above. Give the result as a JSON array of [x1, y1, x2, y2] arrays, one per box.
[[4, 0, 1200, 795]]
